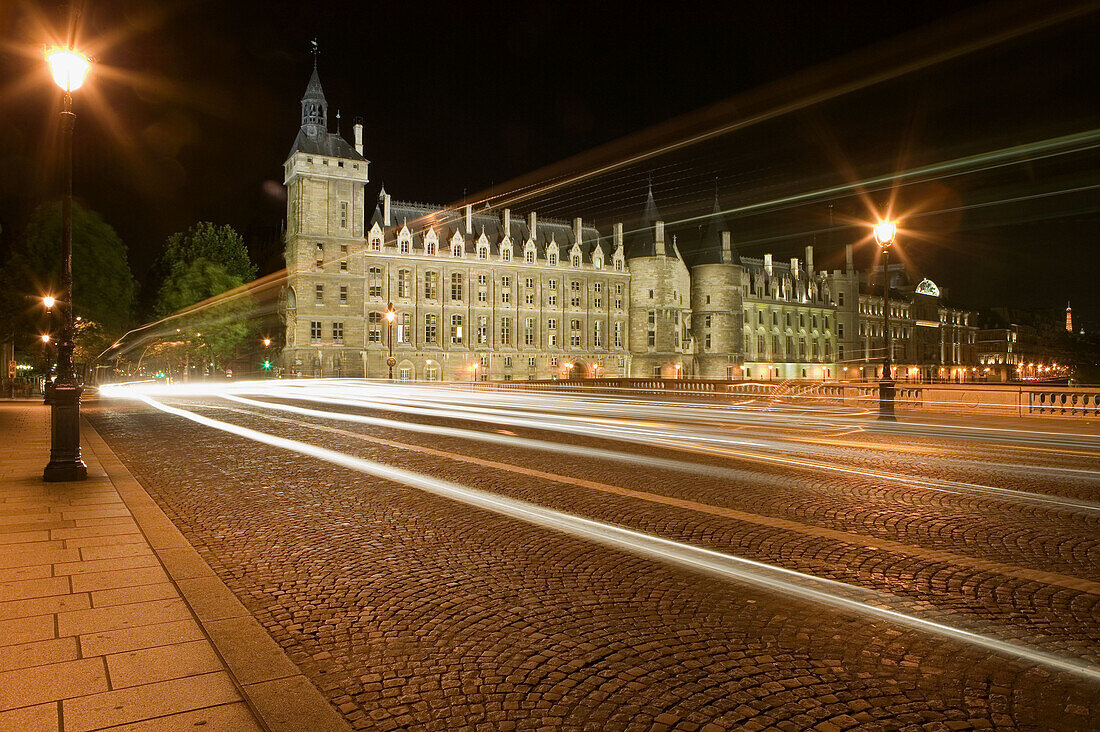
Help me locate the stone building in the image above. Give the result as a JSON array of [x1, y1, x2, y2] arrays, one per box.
[[279, 62, 977, 382]]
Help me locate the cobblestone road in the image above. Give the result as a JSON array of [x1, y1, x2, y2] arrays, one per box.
[[86, 383, 1100, 730]]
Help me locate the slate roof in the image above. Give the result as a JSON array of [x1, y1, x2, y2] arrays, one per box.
[[690, 193, 735, 266], [367, 199, 616, 263], [625, 184, 677, 260], [288, 128, 364, 160]]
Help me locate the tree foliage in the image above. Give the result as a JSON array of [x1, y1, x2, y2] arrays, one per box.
[[0, 202, 136, 344], [153, 223, 258, 369]]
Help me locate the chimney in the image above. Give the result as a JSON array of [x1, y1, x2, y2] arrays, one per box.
[[353, 123, 364, 156], [805, 245, 814, 275], [790, 257, 800, 276], [845, 243, 853, 274], [655, 221, 665, 256], [573, 217, 583, 247], [383, 192, 391, 227], [764, 253, 773, 275], [528, 211, 537, 240], [503, 208, 511, 239], [720, 231, 732, 263], [613, 222, 623, 248], [465, 204, 473, 234]]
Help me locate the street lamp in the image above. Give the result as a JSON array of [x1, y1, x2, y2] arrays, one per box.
[[385, 302, 396, 381], [262, 337, 271, 348], [43, 295, 56, 311], [42, 44, 91, 481], [874, 219, 898, 422]]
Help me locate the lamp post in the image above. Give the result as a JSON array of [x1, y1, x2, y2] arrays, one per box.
[[873, 219, 898, 422], [43, 45, 91, 482], [385, 302, 396, 381]]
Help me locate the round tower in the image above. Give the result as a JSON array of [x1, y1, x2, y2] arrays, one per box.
[[626, 185, 691, 378], [690, 194, 742, 379]]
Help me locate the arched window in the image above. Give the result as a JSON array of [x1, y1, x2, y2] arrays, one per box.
[[501, 247, 512, 262], [548, 250, 558, 266], [571, 254, 581, 268], [525, 244, 536, 264], [424, 362, 440, 381], [614, 257, 623, 271], [478, 243, 489, 260], [425, 232, 437, 255], [452, 242, 463, 258]]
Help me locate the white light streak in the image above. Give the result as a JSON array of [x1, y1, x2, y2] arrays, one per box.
[[138, 394, 1100, 683]]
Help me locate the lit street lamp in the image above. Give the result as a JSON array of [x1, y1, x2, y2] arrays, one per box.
[[385, 302, 396, 381], [42, 44, 91, 481], [874, 219, 898, 422], [41, 334, 52, 344], [43, 295, 56, 311]]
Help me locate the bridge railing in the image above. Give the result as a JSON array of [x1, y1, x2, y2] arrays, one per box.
[[459, 379, 1100, 418]]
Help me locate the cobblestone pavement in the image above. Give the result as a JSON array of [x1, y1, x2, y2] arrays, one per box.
[[85, 384, 1100, 731]]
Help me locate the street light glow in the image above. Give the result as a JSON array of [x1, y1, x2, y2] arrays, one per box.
[[43, 295, 56, 309], [873, 220, 898, 246], [41, 334, 51, 343], [44, 46, 91, 92]]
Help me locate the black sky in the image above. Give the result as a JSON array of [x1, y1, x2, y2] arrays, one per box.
[[1, 1, 1097, 325]]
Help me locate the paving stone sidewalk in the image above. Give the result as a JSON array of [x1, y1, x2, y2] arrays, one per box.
[[0, 401, 349, 731]]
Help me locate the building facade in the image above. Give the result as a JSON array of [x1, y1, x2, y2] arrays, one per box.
[[280, 64, 978, 382]]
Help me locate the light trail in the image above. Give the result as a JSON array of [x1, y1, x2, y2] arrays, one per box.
[[136, 394, 1100, 683], [280, 387, 1100, 513], [214, 400, 1100, 596]]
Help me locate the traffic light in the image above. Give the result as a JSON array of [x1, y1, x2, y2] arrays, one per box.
[[262, 360, 272, 370]]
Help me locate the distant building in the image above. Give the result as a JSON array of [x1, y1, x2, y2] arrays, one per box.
[[279, 61, 979, 382], [1066, 302, 1073, 333]]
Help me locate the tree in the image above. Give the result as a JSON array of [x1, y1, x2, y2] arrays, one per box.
[[0, 201, 136, 355], [153, 223, 258, 370]]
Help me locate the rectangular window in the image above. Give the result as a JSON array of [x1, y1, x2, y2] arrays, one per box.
[[500, 317, 511, 345], [424, 271, 438, 300], [593, 320, 603, 348], [477, 315, 488, 345], [340, 201, 348, 229], [333, 322, 344, 344], [451, 314, 463, 344], [501, 276, 511, 304], [424, 314, 437, 344], [398, 313, 411, 344], [786, 335, 794, 356], [647, 310, 656, 347], [838, 292, 845, 306], [315, 284, 324, 304], [310, 321, 322, 343], [705, 334, 712, 350], [368, 267, 383, 298], [837, 323, 844, 338], [398, 269, 411, 299], [704, 315, 711, 328], [368, 312, 382, 343], [547, 319, 558, 347], [570, 319, 582, 348], [593, 297, 602, 309], [614, 322, 623, 348], [451, 273, 463, 301], [614, 299, 622, 310], [339, 285, 347, 305], [524, 318, 535, 346]]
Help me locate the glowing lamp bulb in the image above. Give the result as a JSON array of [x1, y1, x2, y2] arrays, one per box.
[[45, 46, 91, 92], [41, 334, 51, 343], [386, 311, 396, 323], [262, 338, 271, 347], [43, 295, 56, 309], [873, 220, 898, 246]]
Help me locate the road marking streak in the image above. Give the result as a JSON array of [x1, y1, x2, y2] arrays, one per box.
[[238, 407, 1100, 597]]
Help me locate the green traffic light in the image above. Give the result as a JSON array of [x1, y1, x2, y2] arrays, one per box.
[[262, 360, 272, 370]]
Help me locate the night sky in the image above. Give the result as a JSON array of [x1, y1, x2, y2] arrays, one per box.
[[1, 1, 1097, 325]]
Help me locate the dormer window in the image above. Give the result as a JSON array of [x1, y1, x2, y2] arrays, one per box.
[[502, 248, 512, 262], [525, 245, 536, 264], [478, 244, 489, 260], [548, 251, 558, 266], [571, 254, 581, 268], [369, 235, 381, 253], [593, 256, 602, 269], [452, 243, 463, 258], [614, 257, 624, 271], [425, 231, 437, 255]]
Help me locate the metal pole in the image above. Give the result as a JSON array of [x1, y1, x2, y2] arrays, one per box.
[[388, 321, 394, 381], [44, 91, 87, 481], [877, 244, 896, 421]]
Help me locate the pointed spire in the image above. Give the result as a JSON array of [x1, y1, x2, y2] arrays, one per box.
[[642, 178, 660, 225], [300, 40, 327, 136]]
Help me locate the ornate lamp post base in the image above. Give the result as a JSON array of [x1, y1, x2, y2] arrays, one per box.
[[43, 383, 87, 482], [877, 378, 897, 421]]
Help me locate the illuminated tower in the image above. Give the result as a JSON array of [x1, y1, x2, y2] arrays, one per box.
[[690, 192, 742, 378], [1066, 302, 1073, 333]]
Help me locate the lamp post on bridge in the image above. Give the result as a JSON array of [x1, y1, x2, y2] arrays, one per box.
[[43, 44, 91, 481], [874, 219, 898, 422]]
